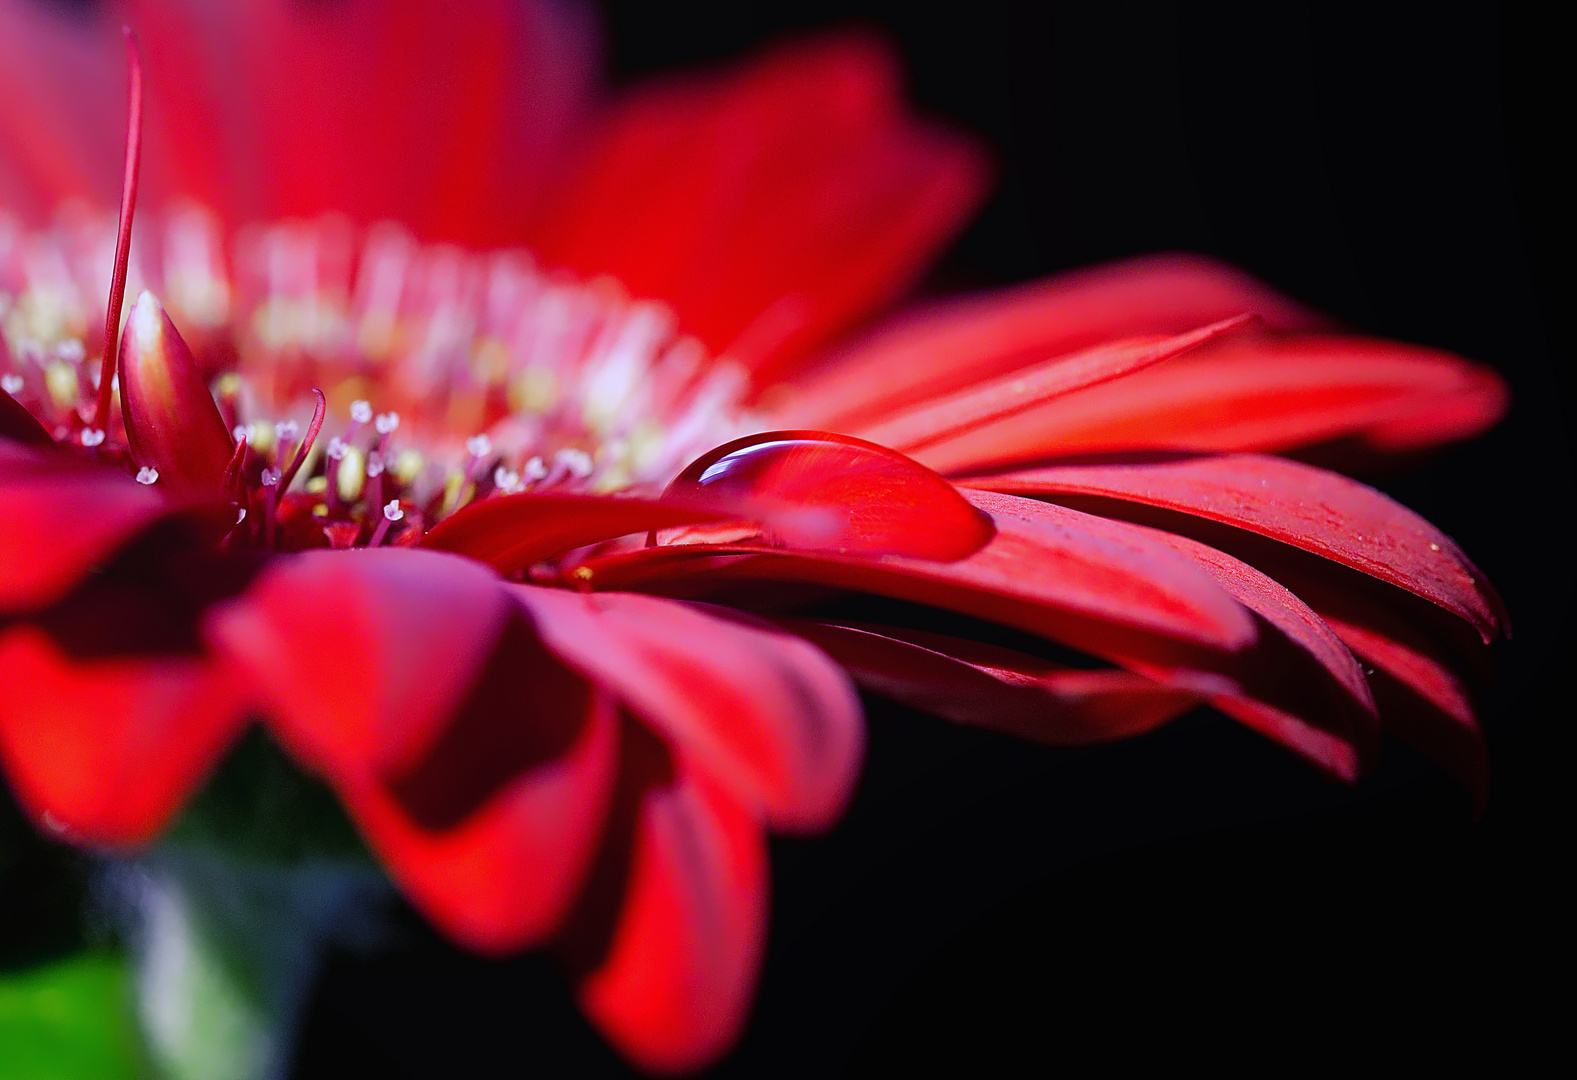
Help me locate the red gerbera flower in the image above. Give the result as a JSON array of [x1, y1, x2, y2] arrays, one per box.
[[0, 1, 1507, 1074]]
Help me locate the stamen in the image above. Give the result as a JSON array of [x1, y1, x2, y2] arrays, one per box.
[[80, 427, 106, 448], [523, 456, 547, 482], [260, 467, 281, 487], [555, 447, 594, 480], [368, 498, 404, 547], [466, 434, 492, 459], [1, 374, 22, 396], [221, 435, 248, 494], [95, 28, 145, 432], [374, 411, 400, 436], [493, 466, 522, 495], [365, 452, 385, 478], [350, 400, 373, 425], [135, 466, 158, 485], [276, 388, 325, 492]]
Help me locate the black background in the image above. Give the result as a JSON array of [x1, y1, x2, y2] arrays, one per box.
[[279, 1, 1567, 1074]]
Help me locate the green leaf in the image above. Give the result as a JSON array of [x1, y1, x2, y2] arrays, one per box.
[[0, 951, 146, 1080]]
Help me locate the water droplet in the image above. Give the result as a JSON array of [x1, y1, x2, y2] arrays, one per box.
[[667, 430, 994, 561]]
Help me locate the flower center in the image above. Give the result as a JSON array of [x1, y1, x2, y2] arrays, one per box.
[[2, 211, 759, 552]]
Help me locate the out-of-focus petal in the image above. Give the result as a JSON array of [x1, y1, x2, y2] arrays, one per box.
[[968, 452, 1507, 641], [851, 318, 1249, 453], [1, 0, 597, 240], [0, 625, 247, 846], [512, 587, 862, 833], [0, 393, 53, 445], [771, 253, 1329, 430], [207, 548, 626, 952], [536, 33, 989, 377], [567, 719, 767, 1076], [783, 620, 1198, 744], [204, 548, 509, 782], [0, 444, 168, 614], [905, 334, 1509, 475]]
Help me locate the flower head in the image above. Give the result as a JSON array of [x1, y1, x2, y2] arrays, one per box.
[[0, 0, 1508, 1074]]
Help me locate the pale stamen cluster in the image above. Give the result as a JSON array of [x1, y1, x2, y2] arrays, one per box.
[[3, 208, 764, 552]]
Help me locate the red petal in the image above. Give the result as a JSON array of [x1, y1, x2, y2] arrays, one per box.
[[511, 587, 862, 833], [850, 318, 1250, 453], [906, 334, 1510, 475], [589, 489, 1257, 669], [574, 729, 767, 1076], [965, 452, 1507, 642], [537, 33, 988, 376], [772, 253, 1328, 431], [0, 447, 168, 614], [0, 625, 247, 846], [1145, 530, 1379, 780], [782, 620, 1198, 745], [118, 292, 236, 496], [665, 431, 994, 562], [204, 548, 509, 781], [340, 623, 620, 955], [418, 490, 748, 578], [208, 549, 627, 952]]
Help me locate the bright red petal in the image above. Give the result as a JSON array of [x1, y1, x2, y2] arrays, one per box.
[[204, 548, 509, 785], [574, 733, 767, 1076], [968, 452, 1506, 641], [0, 625, 247, 846], [1146, 529, 1379, 780], [771, 252, 1328, 431], [536, 33, 989, 377], [905, 334, 1509, 475], [206, 548, 629, 952], [583, 489, 1257, 671], [418, 490, 747, 578], [783, 620, 1198, 744], [0, 445, 168, 614], [511, 587, 862, 833], [851, 317, 1250, 453]]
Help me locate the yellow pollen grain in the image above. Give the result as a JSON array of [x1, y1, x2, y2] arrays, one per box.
[[245, 420, 278, 457], [337, 446, 367, 502], [393, 448, 425, 485], [570, 566, 594, 585], [305, 476, 328, 495], [43, 361, 80, 409], [508, 367, 558, 415], [311, 503, 328, 519], [441, 470, 472, 517], [213, 372, 244, 401]]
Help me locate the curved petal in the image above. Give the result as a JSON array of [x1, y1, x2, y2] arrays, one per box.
[[6, 0, 598, 240], [536, 33, 989, 376], [0, 446, 169, 615], [967, 452, 1507, 641], [511, 586, 863, 833], [419, 490, 748, 578], [566, 718, 768, 1076], [579, 489, 1258, 673], [206, 548, 626, 952], [0, 625, 247, 846], [1146, 529, 1380, 780], [203, 548, 509, 785], [771, 252, 1329, 430], [851, 317, 1250, 453], [782, 620, 1199, 744], [906, 334, 1509, 475]]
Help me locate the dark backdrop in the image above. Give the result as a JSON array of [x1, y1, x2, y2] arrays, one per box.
[[293, 2, 1569, 1074]]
